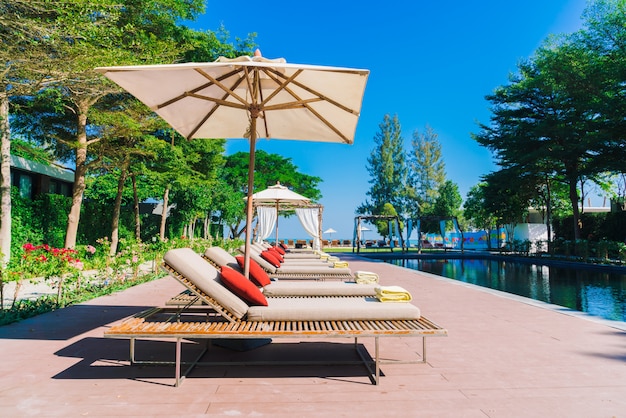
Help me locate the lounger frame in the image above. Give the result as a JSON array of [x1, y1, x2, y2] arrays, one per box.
[[104, 263, 447, 387]]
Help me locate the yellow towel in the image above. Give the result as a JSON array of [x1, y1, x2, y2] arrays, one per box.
[[333, 261, 349, 268], [375, 286, 412, 302], [354, 270, 379, 284]]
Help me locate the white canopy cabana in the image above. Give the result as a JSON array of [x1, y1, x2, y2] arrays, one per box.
[[252, 183, 323, 250]]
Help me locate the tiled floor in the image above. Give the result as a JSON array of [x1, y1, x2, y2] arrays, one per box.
[[1, 253, 625, 417]]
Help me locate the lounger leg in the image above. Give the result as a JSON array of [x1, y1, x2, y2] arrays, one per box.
[[175, 337, 182, 387], [422, 337, 427, 362], [129, 338, 136, 365], [375, 337, 380, 385]]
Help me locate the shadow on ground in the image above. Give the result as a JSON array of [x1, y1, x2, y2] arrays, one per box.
[[53, 337, 380, 386], [0, 305, 149, 341]]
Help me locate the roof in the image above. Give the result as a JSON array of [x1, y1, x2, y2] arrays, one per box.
[[10, 155, 74, 183]]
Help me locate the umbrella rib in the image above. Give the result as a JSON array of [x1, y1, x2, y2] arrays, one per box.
[[265, 67, 362, 115], [156, 68, 241, 110], [195, 68, 254, 108], [266, 82, 353, 143], [186, 74, 250, 139], [255, 69, 355, 143]]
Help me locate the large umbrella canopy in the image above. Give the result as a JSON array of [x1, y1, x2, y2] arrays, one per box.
[[95, 52, 369, 277], [252, 182, 310, 244]]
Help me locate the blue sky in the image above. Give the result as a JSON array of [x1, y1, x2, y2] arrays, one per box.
[[190, 0, 588, 240]]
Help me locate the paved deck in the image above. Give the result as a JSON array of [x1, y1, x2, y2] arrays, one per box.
[[1, 253, 625, 417]]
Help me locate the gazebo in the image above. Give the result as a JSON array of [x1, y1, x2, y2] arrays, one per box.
[[252, 182, 324, 250], [353, 215, 405, 253]]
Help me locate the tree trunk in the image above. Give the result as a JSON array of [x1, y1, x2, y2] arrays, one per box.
[[131, 173, 141, 241], [159, 186, 169, 240], [109, 160, 129, 256], [545, 190, 553, 243], [65, 99, 94, 249], [568, 178, 582, 241], [0, 92, 12, 266], [203, 214, 211, 239]]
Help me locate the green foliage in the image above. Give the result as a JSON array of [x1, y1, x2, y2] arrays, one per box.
[[10, 187, 43, 257], [473, 0, 626, 241], [32, 194, 71, 248], [464, 183, 498, 233], [221, 150, 322, 238], [406, 125, 446, 219], [359, 114, 407, 217], [554, 211, 626, 242], [432, 180, 462, 218], [373, 203, 400, 238]]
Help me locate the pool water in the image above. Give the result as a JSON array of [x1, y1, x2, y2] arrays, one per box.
[[386, 258, 626, 322]]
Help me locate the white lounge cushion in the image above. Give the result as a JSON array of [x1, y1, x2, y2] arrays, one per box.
[[204, 247, 239, 270], [262, 281, 377, 297], [163, 248, 249, 319], [247, 297, 420, 322]]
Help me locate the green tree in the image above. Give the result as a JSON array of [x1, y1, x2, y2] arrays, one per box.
[[474, 0, 626, 241], [359, 114, 407, 218], [432, 180, 462, 218], [0, 1, 57, 264], [9, 0, 209, 249], [221, 150, 322, 238], [464, 183, 498, 249], [406, 125, 446, 221], [88, 93, 169, 254], [480, 168, 533, 243], [374, 203, 401, 240]]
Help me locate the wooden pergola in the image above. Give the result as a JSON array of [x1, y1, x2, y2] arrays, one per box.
[[353, 215, 405, 253]]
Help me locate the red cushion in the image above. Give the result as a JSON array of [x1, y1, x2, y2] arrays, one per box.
[[261, 250, 281, 268], [219, 266, 268, 306], [273, 245, 285, 255], [268, 247, 284, 262], [279, 242, 288, 250], [235, 255, 271, 287]]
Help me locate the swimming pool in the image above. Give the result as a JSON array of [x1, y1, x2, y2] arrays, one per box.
[[378, 256, 626, 322]]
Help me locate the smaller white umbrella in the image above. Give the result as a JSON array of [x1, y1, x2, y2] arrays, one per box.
[[323, 227, 337, 241]]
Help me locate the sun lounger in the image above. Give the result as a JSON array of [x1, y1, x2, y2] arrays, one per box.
[[242, 246, 354, 281], [105, 248, 447, 386], [202, 246, 377, 297]]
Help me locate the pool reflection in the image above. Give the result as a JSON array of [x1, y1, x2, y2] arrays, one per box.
[[388, 258, 626, 322]]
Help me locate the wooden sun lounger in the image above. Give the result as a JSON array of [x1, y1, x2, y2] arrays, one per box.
[[105, 261, 447, 387]]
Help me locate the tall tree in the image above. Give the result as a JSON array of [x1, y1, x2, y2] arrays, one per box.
[[406, 125, 446, 221], [89, 93, 168, 254], [474, 0, 626, 241], [0, 1, 57, 263], [359, 114, 407, 220], [10, 0, 209, 249]]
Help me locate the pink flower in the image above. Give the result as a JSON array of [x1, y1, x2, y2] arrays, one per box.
[[86, 245, 96, 254], [132, 255, 138, 264]]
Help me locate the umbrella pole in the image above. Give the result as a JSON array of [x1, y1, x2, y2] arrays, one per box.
[[275, 202, 279, 246], [243, 118, 257, 279]]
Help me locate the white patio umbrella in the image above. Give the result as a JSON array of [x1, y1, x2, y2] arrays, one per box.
[[252, 182, 310, 244], [95, 51, 369, 277], [323, 227, 337, 240]]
